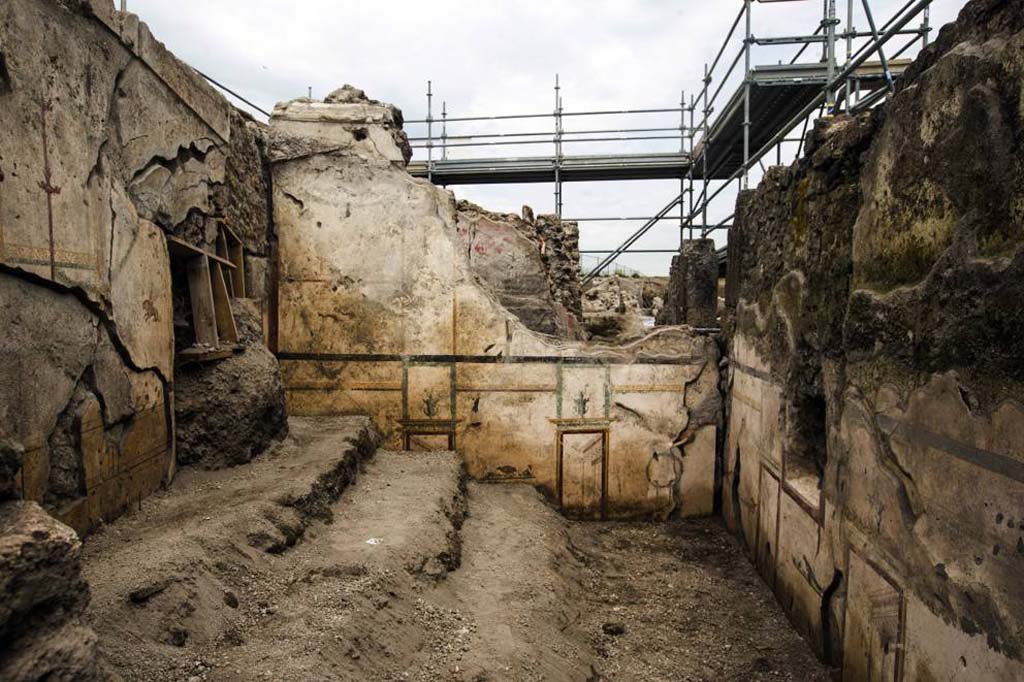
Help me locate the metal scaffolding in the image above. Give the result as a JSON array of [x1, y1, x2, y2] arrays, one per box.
[[405, 0, 933, 281]]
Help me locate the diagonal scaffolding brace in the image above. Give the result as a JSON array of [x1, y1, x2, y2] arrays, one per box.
[[587, 0, 931, 275], [399, 0, 933, 277]]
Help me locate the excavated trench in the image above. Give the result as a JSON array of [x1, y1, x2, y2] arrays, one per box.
[[81, 424, 828, 682]]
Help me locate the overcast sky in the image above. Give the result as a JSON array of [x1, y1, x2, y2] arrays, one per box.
[[129, 0, 966, 275]]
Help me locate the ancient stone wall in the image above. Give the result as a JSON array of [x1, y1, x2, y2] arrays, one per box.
[[656, 239, 718, 328], [269, 96, 721, 520], [454, 201, 584, 338], [722, 1, 1024, 678], [582, 275, 666, 342], [0, 0, 283, 534], [532, 212, 584, 321]]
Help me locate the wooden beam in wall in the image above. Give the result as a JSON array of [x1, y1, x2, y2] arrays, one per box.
[[186, 255, 219, 347], [222, 224, 246, 298], [167, 235, 236, 270], [210, 261, 239, 344]]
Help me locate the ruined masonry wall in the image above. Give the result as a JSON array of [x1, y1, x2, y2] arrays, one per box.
[[269, 101, 721, 520], [0, 0, 279, 535], [656, 238, 718, 328], [722, 1, 1024, 679], [454, 200, 583, 339]]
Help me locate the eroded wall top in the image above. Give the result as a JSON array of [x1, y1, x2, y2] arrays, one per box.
[[268, 90, 722, 519], [722, 0, 1024, 676]]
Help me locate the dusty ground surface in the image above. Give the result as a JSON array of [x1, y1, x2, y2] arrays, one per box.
[[83, 433, 829, 682], [429, 484, 593, 682], [568, 520, 831, 682], [81, 416, 382, 681]]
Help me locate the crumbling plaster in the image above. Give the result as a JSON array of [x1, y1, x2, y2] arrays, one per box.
[[268, 96, 721, 519], [455, 200, 584, 339], [0, 0, 279, 534], [722, 1, 1024, 679]]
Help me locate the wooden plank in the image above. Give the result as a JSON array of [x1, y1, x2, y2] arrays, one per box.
[[186, 255, 219, 347], [167, 235, 236, 269], [221, 222, 241, 244], [228, 241, 245, 297], [176, 347, 235, 365], [220, 234, 234, 298], [216, 229, 229, 261], [167, 236, 204, 259], [221, 225, 246, 297], [214, 229, 234, 297], [210, 261, 239, 344]]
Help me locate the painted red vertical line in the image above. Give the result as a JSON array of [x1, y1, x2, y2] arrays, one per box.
[[38, 98, 61, 281]]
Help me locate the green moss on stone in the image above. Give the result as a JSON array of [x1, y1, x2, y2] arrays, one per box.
[[788, 178, 811, 245], [855, 229, 947, 293]]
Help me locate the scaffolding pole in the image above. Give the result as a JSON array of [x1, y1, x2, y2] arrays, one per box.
[[680, 89, 687, 244], [426, 81, 433, 182], [554, 74, 563, 219], [826, 0, 838, 110], [743, 0, 752, 189], [688, 94, 696, 242], [861, 0, 895, 96], [441, 101, 448, 160], [702, 62, 710, 232]]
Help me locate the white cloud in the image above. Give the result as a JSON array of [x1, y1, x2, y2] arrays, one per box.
[[129, 0, 968, 274]]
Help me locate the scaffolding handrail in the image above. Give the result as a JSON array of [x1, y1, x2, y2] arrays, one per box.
[[410, 135, 685, 150], [580, 254, 646, 278], [405, 0, 932, 272], [580, 195, 683, 286], [408, 126, 684, 142], [406, 106, 685, 126]]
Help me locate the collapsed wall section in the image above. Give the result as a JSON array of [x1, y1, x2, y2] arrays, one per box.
[[582, 275, 667, 342], [454, 201, 583, 338], [0, 501, 110, 681], [722, 1, 1024, 678], [269, 97, 721, 519]]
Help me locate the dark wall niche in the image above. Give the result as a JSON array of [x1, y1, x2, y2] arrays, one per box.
[[0, 50, 11, 95], [783, 388, 827, 507], [171, 258, 196, 353]]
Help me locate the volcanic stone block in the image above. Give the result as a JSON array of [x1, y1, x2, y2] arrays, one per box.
[[0, 502, 108, 681], [657, 239, 718, 328]]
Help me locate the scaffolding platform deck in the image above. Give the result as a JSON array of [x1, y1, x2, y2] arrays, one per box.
[[695, 59, 909, 180], [407, 152, 692, 185], [408, 61, 904, 187]]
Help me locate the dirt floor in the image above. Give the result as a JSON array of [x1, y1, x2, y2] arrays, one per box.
[[567, 520, 830, 682], [82, 426, 829, 681]]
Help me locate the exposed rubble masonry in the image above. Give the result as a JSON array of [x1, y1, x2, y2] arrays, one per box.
[[722, 1, 1024, 678], [268, 94, 721, 519], [0, 0, 285, 539]]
